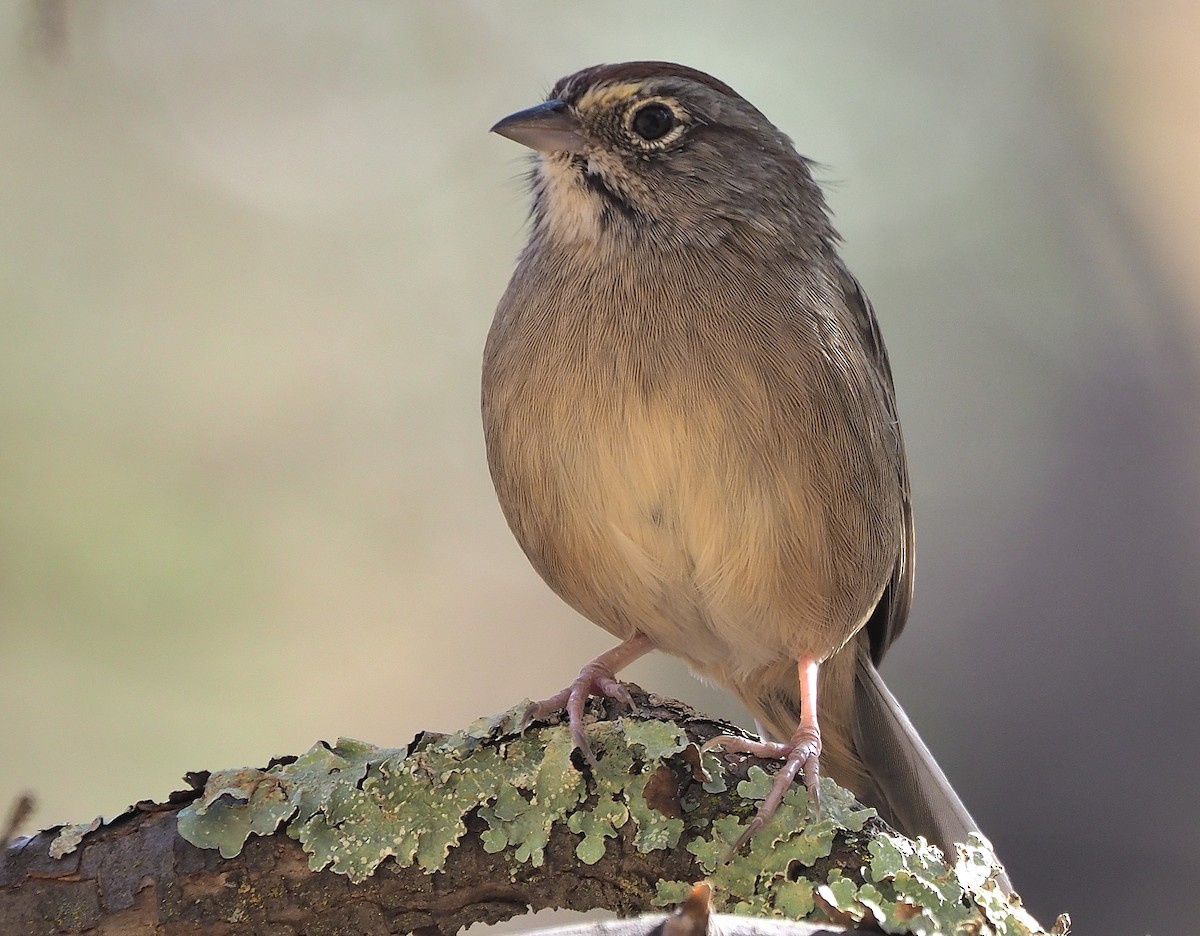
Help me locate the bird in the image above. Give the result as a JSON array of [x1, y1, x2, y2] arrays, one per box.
[[482, 60, 1002, 881]]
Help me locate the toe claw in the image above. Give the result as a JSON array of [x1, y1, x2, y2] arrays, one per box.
[[611, 681, 635, 710], [571, 723, 600, 770], [722, 815, 764, 863], [711, 722, 824, 855], [804, 763, 821, 815], [701, 733, 791, 759], [518, 700, 541, 733], [521, 689, 570, 732], [527, 659, 639, 771]]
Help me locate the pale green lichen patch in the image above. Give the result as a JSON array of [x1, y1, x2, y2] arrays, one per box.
[[463, 702, 531, 742], [626, 767, 686, 853], [807, 832, 1045, 935], [773, 880, 816, 918], [674, 774, 870, 917], [654, 879, 695, 907], [620, 718, 688, 761], [48, 816, 102, 859], [817, 869, 869, 923], [177, 768, 294, 859], [658, 767, 1047, 936], [477, 729, 587, 867], [567, 794, 629, 864], [284, 738, 385, 825], [178, 702, 707, 884], [175, 705, 1052, 933], [699, 749, 728, 794], [480, 716, 690, 867]]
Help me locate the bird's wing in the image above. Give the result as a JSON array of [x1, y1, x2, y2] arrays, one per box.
[[839, 269, 914, 663]]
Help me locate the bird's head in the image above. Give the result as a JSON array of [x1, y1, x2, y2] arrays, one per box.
[[491, 61, 834, 251]]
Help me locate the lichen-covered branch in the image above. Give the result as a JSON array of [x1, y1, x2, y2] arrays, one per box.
[[0, 691, 1059, 936]]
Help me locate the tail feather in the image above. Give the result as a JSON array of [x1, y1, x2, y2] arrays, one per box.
[[853, 649, 1012, 892]]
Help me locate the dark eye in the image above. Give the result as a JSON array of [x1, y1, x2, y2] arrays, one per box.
[[630, 103, 676, 142]]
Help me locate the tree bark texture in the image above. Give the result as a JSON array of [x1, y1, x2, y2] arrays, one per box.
[[0, 691, 1051, 936]]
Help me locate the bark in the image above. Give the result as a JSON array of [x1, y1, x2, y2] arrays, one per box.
[[0, 691, 1045, 936]]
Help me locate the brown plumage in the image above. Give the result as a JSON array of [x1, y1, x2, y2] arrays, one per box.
[[483, 61, 1004, 885]]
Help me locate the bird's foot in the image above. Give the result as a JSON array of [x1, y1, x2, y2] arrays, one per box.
[[703, 723, 822, 859], [522, 660, 636, 769]]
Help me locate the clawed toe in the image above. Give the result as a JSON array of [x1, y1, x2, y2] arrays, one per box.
[[523, 655, 644, 769], [521, 689, 570, 731], [701, 733, 792, 759], [724, 814, 766, 861], [577, 662, 635, 713], [713, 723, 823, 862], [521, 635, 654, 767]]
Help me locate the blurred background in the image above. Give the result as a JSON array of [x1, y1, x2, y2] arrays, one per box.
[[3, 2, 1198, 933]]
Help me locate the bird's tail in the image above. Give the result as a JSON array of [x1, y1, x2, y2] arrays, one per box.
[[852, 649, 1012, 892]]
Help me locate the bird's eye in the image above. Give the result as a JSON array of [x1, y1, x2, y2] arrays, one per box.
[[629, 102, 677, 142]]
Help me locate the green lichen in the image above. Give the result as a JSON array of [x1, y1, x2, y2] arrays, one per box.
[[798, 832, 1042, 936], [176, 767, 294, 859], [47, 816, 102, 859], [774, 880, 816, 917], [699, 749, 728, 793], [175, 701, 1053, 935], [818, 869, 869, 922], [567, 796, 629, 864], [620, 718, 688, 761], [660, 763, 1044, 936], [654, 879, 695, 907], [178, 702, 698, 883], [676, 772, 872, 917], [626, 767, 686, 852]]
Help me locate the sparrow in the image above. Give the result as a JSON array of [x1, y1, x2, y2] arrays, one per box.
[[482, 61, 1004, 884]]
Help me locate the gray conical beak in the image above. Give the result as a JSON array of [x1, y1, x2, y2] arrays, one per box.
[[490, 99, 587, 155]]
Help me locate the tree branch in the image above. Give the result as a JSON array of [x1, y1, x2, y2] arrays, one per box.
[[0, 690, 1060, 935]]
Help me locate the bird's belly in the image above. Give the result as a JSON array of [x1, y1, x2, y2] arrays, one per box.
[[497, 390, 875, 680]]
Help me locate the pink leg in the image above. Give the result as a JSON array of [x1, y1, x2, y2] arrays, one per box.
[[703, 656, 823, 858], [526, 632, 654, 768]]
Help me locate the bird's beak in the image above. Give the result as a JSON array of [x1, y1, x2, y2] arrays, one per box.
[[490, 99, 587, 155]]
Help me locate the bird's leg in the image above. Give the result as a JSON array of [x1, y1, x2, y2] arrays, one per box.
[[703, 656, 822, 858], [524, 632, 654, 768]]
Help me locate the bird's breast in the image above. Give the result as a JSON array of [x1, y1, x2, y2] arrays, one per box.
[[482, 254, 900, 680]]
